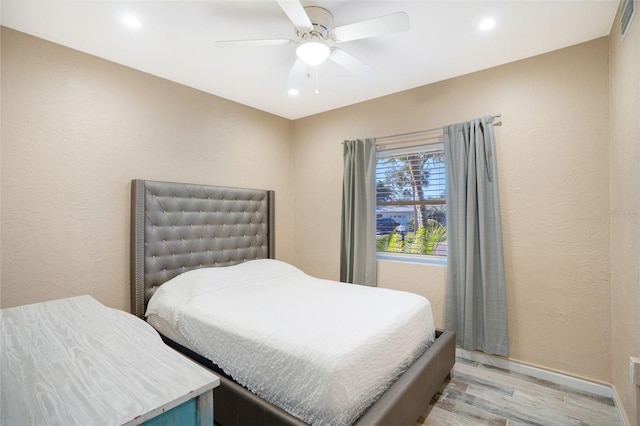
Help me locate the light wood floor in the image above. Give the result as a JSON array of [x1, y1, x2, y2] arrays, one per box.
[[417, 358, 625, 426]]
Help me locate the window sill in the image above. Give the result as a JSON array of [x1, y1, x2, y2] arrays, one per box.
[[376, 252, 447, 267]]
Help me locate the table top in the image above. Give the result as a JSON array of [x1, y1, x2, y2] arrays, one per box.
[[1, 295, 219, 425]]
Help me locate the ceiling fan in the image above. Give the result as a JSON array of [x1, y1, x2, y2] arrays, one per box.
[[215, 0, 410, 94]]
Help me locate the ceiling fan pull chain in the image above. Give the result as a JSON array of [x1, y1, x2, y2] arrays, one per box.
[[315, 66, 320, 95]]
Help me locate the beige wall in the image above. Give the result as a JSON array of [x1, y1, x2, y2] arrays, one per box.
[[292, 38, 612, 383], [0, 28, 294, 311], [609, 4, 640, 425]]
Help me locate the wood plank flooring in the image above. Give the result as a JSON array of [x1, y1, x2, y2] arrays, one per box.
[[417, 358, 625, 426]]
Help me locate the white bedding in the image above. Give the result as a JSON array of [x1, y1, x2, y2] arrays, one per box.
[[146, 259, 435, 425]]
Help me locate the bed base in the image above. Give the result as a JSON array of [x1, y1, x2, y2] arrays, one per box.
[[355, 329, 455, 426], [162, 330, 455, 426]]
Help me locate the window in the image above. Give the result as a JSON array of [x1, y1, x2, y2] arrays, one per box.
[[375, 142, 446, 259]]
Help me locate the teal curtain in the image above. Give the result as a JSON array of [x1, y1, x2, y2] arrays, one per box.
[[340, 139, 377, 286], [444, 116, 508, 356]]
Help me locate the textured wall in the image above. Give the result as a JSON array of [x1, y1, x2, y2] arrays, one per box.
[[609, 5, 640, 425], [292, 38, 612, 383], [1, 28, 294, 311]]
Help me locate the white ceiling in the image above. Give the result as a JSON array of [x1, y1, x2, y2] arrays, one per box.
[[1, 1, 619, 120]]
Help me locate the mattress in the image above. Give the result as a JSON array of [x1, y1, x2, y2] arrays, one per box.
[[146, 259, 435, 425]]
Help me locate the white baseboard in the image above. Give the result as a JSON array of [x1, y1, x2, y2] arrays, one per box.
[[456, 348, 614, 399]]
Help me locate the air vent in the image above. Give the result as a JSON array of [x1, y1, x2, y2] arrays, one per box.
[[621, 0, 636, 40]]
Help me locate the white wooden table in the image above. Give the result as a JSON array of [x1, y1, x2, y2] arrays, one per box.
[[1, 295, 220, 425]]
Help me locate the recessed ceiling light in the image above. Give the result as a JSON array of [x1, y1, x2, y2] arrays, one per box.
[[288, 88, 299, 96], [478, 18, 496, 31], [123, 15, 142, 28]]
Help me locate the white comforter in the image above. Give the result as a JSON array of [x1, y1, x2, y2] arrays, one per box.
[[146, 259, 435, 425]]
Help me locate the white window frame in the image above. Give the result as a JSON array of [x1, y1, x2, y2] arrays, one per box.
[[375, 140, 447, 266]]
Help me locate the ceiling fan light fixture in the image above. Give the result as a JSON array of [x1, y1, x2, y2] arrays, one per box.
[[296, 41, 330, 66]]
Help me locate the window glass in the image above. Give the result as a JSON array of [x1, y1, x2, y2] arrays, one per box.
[[375, 143, 446, 257]]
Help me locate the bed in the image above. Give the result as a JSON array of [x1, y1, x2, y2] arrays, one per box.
[[130, 179, 455, 426]]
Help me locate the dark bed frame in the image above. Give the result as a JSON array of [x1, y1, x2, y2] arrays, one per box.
[[130, 179, 455, 426]]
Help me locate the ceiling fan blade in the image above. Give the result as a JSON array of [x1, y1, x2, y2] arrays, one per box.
[[285, 58, 308, 92], [276, 0, 313, 31], [329, 48, 377, 80], [331, 12, 409, 43], [215, 39, 294, 47]]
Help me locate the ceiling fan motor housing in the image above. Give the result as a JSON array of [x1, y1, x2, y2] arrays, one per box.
[[296, 6, 334, 41]]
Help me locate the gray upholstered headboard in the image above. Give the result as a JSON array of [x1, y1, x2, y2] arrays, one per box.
[[130, 179, 275, 318]]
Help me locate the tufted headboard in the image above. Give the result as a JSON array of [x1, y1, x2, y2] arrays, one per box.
[[130, 179, 275, 318]]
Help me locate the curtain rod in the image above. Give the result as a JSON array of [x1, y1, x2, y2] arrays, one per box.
[[375, 113, 502, 143]]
